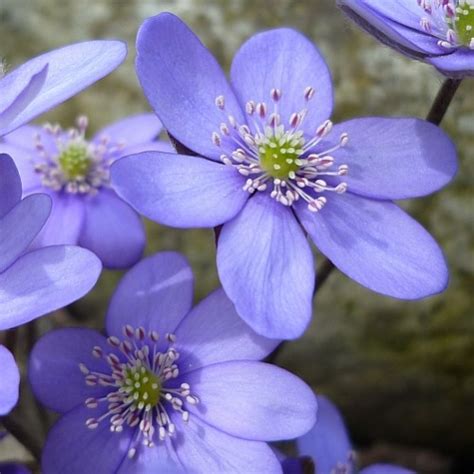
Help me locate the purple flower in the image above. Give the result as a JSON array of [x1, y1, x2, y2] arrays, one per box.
[[337, 0, 474, 77], [111, 13, 457, 339], [0, 154, 101, 412], [0, 115, 170, 269], [293, 396, 415, 474], [0, 40, 126, 137], [30, 252, 316, 473]]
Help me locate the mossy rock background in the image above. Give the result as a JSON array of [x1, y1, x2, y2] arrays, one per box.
[[1, 1, 473, 472]]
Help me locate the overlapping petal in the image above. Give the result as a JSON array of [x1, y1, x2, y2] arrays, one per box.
[[295, 193, 448, 299], [106, 252, 194, 338], [29, 328, 110, 413], [0, 145, 42, 193], [135, 13, 245, 160], [331, 118, 457, 199], [0, 194, 51, 273], [78, 190, 145, 269], [0, 154, 22, 218], [0, 246, 101, 330], [111, 152, 248, 228], [231, 28, 333, 135], [0, 41, 127, 136], [0, 345, 20, 415], [186, 361, 317, 441], [336, 0, 444, 56], [217, 193, 314, 339], [297, 396, 353, 474], [429, 49, 474, 77], [31, 193, 84, 248], [175, 288, 279, 374]]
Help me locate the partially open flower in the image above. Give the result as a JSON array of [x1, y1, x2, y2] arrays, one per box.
[[338, 0, 474, 77]]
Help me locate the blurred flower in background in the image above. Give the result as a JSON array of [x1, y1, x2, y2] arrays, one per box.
[[1, 114, 170, 269]]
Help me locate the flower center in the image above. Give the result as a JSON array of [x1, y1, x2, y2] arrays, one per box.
[[123, 366, 161, 409], [453, 1, 474, 45], [33, 116, 124, 195], [258, 127, 304, 179], [80, 326, 199, 460], [57, 143, 91, 180], [212, 88, 349, 212]]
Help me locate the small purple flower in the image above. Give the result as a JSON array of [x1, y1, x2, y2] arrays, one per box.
[[30, 252, 317, 473], [112, 13, 457, 339], [1, 115, 170, 268], [0, 154, 102, 413], [293, 396, 415, 474], [0, 40, 126, 137], [337, 0, 474, 77]]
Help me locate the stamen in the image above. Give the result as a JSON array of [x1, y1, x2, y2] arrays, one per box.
[[80, 327, 198, 458], [213, 86, 349, 212], [32, 115, 123, 195]]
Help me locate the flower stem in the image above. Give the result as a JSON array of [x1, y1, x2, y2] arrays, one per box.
[[267, 77, 462, 364], [426, 78, 462, 125]]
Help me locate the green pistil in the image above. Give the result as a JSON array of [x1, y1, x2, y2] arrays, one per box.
[[57, 143, 91, 180], [454, 2, 474, 45], [259, 133, 304, 179], [124, 366, 161, 407]]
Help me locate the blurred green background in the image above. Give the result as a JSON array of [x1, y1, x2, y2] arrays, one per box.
[[1, 0, 473, 473]]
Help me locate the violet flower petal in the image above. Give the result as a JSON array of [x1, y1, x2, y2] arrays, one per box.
[[31, 192, 85, 247], [337, 0, 443, 56], [93, 113, 163, 146], [0, 193, 51, 273], [78, 190, 145, 269], [175, 288, 280, 374], [111, 152, 248, 228], [295, 192, 448, 299], [186, 360, 317, 441], [0, 145, 42, 193], [217, 193, 314, 339], [29, 328, 110, 413], [135, 13, 244, 160], [0, 41, 127, 136], [428, 48, 474, 77], [331, 117, 457, 200], [172, 417, 282, 474], [106, 252, 194, 338], [0, 154, 22, 218], [0, 345, 20, 415], [230, 28, 333, 136], [297, 396, 353, 474], [42, 405, 132, 474], [0, 246, 101, 330], [0, 65, 48, 136]]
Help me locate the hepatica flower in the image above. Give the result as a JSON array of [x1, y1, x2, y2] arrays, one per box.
[[0, 39, 126, 137], [30, 252, 317, 473], [0, 154, 102, 413], [337, 0, 474, 77], [0, 114, 169, 268], [293, 396, 415, 474], [112, 14, 457, 339]]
